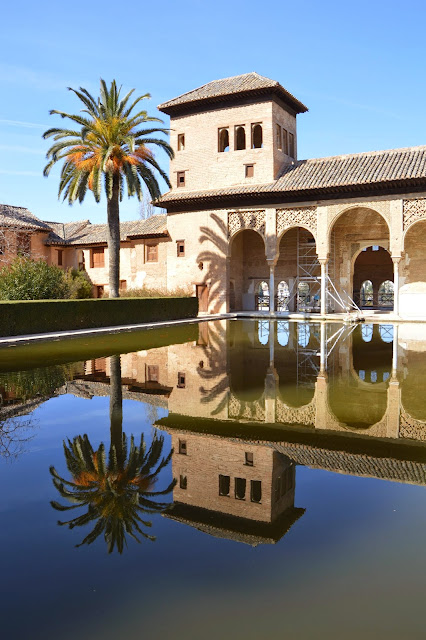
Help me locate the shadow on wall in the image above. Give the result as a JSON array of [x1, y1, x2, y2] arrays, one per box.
[[197, 214, 229, 314]]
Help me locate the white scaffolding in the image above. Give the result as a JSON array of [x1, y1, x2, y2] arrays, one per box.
[[296, 228, 321, 312]]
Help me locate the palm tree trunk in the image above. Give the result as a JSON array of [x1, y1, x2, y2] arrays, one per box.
[[109, 354, 123, 466], [107, 173, 120, 298]]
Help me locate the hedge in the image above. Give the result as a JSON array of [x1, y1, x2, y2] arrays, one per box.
[[0, 297, 199, 338]]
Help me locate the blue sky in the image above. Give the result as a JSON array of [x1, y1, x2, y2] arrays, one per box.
[[1, 0, 426, 224]]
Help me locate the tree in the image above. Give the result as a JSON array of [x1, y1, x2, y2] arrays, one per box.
[[43, 80, 173, 298], [0, 257, 70, 300], [49, 355, 175, 553]]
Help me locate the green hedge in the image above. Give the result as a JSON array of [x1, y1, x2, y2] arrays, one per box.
[[0, 297, 199, 337]]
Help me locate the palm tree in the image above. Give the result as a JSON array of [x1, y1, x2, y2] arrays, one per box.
[[43, 80, 173, 297], [49, 355, 175, 553]]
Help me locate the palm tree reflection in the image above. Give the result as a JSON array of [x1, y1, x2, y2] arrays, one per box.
[[49, 355, 175, 553]]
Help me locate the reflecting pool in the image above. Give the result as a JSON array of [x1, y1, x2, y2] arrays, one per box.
[[0, 320, 425, 639]]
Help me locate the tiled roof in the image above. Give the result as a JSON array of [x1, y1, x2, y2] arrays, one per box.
[[45, 214, 168, 246], [0, 204, 52, 232], [158, 72, 308, 115], [157, 145, 426, 207]]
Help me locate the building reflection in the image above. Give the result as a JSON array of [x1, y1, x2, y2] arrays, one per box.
[[1, 319, 426, 545]]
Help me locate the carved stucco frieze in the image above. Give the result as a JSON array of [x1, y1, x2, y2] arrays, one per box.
[[400, 410, 426, 441], [276, 206, 317, 238], [403, 198, 426, 233], [275, 398, 316, 427], [228, 210, 266, 238]]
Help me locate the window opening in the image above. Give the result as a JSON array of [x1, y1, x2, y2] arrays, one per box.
[[277, 320, 290, 346], [256, 280, 269, 310], [178, 439, 187, 455], [275, 123, 282, 150], [57, 249, 63, 266], [378, 280, 394, 308], [245, 452, 254, 466], [177, 240, 185, 257], [235, 477, 246, 500], [177, 372, 186, 388], [277, 280, 290, 311], [250, 480, 262, 503], [91, 247, 105, 268], [177, 134, 185, 151], [361, 324, 373, 342], [219, 474, 230, 496], [147, 365, 159, 382], [179, 475, 187, 489], [282, 128, 288, 154], [218, 128, 229, 152], [245, 164, 254, 178], [235, 126, 246, 150], [146, 243, 158, 262], [258, 320, 269, 345], [120, 280, 127, 291], [360, 280, 373, 307], [379, 324, 394, 343], [177, 171, 185, 187], [252, 124, 263, 149], [289, 132, 295, 157]]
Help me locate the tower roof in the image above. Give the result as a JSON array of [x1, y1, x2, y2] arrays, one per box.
[[158, 72, 308, 115]]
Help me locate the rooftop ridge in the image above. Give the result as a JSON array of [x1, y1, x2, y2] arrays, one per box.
[[296, 144, 426, 165]]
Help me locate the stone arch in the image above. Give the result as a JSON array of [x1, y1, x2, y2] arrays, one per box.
[[400, 219, 426, 318], [327, 204, 391, 243], [352, 245, 393, 308]]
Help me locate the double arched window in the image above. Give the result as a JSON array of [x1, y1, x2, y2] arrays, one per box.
[[257, 281, 269, 310], [360, 280, 373, 307], [277, 280, 290, 311], [378, 280, 394, 307]]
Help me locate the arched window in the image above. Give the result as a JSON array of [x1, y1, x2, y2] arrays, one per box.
[[277, 321, 290, 346], [361, 324, 373, 342], [218, 128, 229, 152], [360, 280, 373, 307], [258, 319, 269, 345], [378, 280, 394, 307], [379, 324, 393, 343], [252, 124, 263, 149], [298, 323, 310, 348], [297, 281, 310, 310], [257, 281, 269, 310], [235, 126, 246, 150], [277, 280, 290, 312]]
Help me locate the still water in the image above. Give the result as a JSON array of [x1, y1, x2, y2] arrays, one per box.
[[0, 319, 425, 640]]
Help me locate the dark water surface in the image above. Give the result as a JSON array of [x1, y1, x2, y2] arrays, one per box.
[[0, 319, 425, 640]]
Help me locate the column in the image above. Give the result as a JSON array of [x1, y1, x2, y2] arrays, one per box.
[[268, 262, 275, 313], [320, 321, 326, 373], [319, 259, 328, 316], [393, 257, 401, 316], [392, 323, 399, 377]]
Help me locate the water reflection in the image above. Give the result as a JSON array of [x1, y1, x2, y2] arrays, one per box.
[[49, 355, 175, 553]]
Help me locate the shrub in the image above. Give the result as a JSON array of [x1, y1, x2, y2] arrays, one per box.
[[0, 257, 70, 300], [113, 285, 192, 298], [64, 268, 93, 299]]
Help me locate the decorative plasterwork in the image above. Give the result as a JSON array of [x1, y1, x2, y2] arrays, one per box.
[[228, 210, 266, 238], [228, 393, 265, 422], [276, 206, 317, 238], [403, 198, 426, 233], [400, 410, 426, 441], [275, 398, 316, 427]]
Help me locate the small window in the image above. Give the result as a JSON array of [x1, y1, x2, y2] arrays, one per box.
[[235, 126, 246, 150], [219, 474, 230, 496], [96, 285, 104, 298], [289, 132, 295, 158], [252, 123, 263, 149], [147, 365, 159, 382], [178, 439, 187, 455], [235, 477, 246, 500], [245, 164, 254, 178], [251, 480, 262, 503], [179, 475, 187, 489], [177, 134, 185, 151], [146, 243, 158, 262], [282, 129, 288, 155], [275, 123, 282, 150], [57, 249, 63, 266], [120, 280, 127, 291], [177, 372, 186, 388], [245, 452, 254, 466], [177, 240, 185, 257], [177, 171, 185, 187], [91, 247, 105, 268], [218, 128, 229, 152]]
